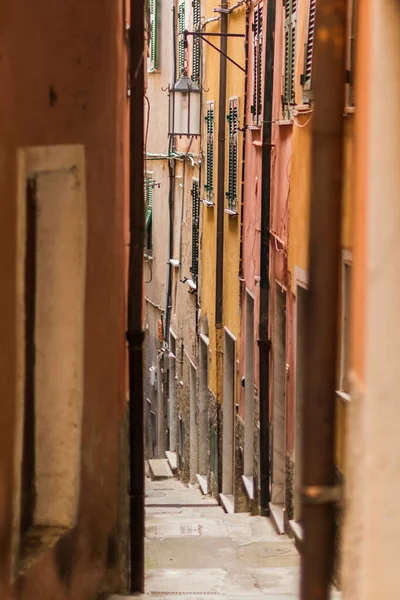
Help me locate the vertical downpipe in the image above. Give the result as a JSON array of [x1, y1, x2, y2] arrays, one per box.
[[128, 0, 145, 592], [300, 0, 346, 597], [215, 4, 228, 327], [259, 0, 276, 517]]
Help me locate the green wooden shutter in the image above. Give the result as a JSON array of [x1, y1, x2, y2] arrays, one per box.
[[302, 0, 316, 92], [191, 179, 200, 285], [251, 4, 263, 126], [347, 0, 356, 107], [192, 0, 201, 83], [226, 98, 239, 213], [178, 0, 186, 76], [283, 0, 297, 107], [145, 175, 153, 251], [149, 0, 158, 71], [204, 100, 215, 203]]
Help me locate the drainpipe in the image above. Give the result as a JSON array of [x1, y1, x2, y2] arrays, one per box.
[[258, 0, 276, 517], [127, 0, 145, 592], [215, 3, 228, 327], [164, 4, 177, 344], [300, 0, 346, 598], [238, 2, 250, 286]]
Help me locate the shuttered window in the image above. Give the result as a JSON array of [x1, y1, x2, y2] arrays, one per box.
[[178, 0, 186, 76], [346, 0, 356, 107], [301, 0, 316, 96], [226, 98, 239, 213], [251, 3, 263, 126], [205, 101, 215, 204], [191, 179, 200, 285], [149, 0, 159, 72], [145, 175, 153, 252], [283, 0, 297, 109], [192, 0, 201, 84]]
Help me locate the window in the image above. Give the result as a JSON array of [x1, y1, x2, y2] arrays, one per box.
[[226, 97, 239, 213], [192, 0, 201, 84], [205, 100, 215, 205], [338, 262, 352, 395], [191, 179, 200, 285], [251, 3, 263, 126], [148, 0, 159, 72], [346, 0, 357, 107], [177, 0, 186, 76], [16, 145, 86, 569], [283, 0, 297, 111], [301, 0, 315, 100], [145, 174, 153, 253]]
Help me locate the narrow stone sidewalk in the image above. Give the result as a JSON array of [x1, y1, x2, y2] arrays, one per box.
[[112, 473, 341, 599]]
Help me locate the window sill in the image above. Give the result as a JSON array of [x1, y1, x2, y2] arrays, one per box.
[[225, 209, 238, 217], [278, 119, 293, 126], [248, 125, 262, 132], [18, 526, 69, 579], [169, 258, 180, 267], [202, 199, 215, 207], [344, 106, 355, 116], [144, 253, 153, 261], [336, 390, 351, 405]]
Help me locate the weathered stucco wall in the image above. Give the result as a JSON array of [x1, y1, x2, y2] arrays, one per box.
[[0, 0, 128, 597]]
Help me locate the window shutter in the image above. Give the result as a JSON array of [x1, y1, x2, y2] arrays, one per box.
[[149, 0, 158, 71], [283, 0, 297, 107], [191, 179, 200, 284], [303, 0, 316, 92], [226, 98, 239, 213], [145, 175, 153, 251], [251, 4, 263, 126], [178, 0, 186, 76], [347, 0, 356, 107], [205, 101, 215, 203], [192, 0, 201, 83]]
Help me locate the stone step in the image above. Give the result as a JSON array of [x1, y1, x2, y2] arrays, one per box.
[[148, 459, 174, 481]]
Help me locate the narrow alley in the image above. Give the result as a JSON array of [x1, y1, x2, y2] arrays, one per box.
[[112, 465, 340, 599]]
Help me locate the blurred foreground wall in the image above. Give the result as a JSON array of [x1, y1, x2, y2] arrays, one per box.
[[0, 1, 130, 598]]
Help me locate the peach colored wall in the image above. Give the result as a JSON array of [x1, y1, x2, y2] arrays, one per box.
[[0, 1, 128, 597]]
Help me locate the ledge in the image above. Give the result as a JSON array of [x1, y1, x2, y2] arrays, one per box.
[[289, 519, 303, 543], [269, 502, 285, 535], [225, 209, 238, 217], [220, 493, 235, 514], [144, 253, 153, 261], [336, 390, 351, 405], [196, 474, 208, 495], [242, 475, 254, 500], [202, 199, 215, 207], [169, 259, 180, 267]]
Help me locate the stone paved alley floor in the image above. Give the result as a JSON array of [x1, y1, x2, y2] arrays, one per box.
[[112, 471, 341, 599]]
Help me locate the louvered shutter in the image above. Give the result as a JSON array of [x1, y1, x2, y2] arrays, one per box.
[[205, 101, 215, 203], [178, 1, 186, 76], [192, 0, 201, 83], [226, 98, 239, 213], [251, 4, 263, 126], [191, 180, 200, 285], [149, 0, 158, 71], [303, 0, 316, 92], [283, 0, 297, 107], [145, 176, 153, 229]]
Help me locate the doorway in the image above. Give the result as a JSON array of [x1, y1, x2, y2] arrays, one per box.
[[198, 335, 209, 490], [189, 362, 198, 482], [271, 284, 287, 525], [222, 328, 236, 513], [243, 292, 255, 498], [294, 285, 307, 521]]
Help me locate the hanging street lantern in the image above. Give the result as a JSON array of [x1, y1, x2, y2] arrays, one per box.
[[168, 70, 201, 138]]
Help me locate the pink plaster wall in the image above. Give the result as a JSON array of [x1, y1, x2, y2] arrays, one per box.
[[0, 1, 129, 597]]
